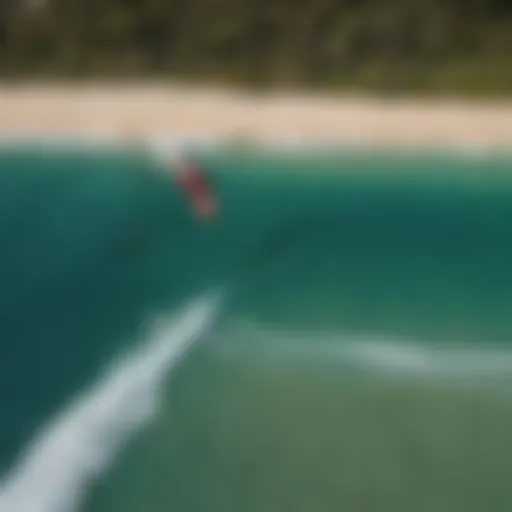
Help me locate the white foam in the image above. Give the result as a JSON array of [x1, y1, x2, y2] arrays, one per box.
[[0, 290, 222, 512], [216, 321, 512, 377]]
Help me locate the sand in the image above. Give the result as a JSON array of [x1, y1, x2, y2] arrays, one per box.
[[1, 84, 511, 147]]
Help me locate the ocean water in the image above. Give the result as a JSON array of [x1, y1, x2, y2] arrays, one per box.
[[1, 143, 512, 511]]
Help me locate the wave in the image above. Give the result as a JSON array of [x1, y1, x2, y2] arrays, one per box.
[[214, 321, 512, 378], [0, 290, 222, 512]]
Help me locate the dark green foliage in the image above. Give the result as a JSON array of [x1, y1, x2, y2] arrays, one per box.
[[1, 0, 511, 94]]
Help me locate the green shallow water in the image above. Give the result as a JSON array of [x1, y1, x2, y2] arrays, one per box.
[[1, 144, 512, 511]]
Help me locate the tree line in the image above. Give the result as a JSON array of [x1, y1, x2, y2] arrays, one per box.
[[1, 0, 511, 94]]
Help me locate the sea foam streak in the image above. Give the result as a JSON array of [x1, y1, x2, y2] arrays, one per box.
[[0, 290, 222, 512], [217, 321, 512, 376]]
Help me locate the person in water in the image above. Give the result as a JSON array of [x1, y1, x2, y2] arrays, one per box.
[[172, 148, 220, 221]]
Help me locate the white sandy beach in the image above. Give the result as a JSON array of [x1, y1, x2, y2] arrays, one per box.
[[0, 84, 511, 147]]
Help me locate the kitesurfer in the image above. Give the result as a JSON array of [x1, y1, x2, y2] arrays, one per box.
[[172, 148, 219, 221]]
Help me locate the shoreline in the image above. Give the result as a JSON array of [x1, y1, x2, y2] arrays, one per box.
[[1, 84, 512, 147]]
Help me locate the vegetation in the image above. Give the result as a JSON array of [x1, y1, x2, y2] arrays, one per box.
[[1, 0, 511, 95]]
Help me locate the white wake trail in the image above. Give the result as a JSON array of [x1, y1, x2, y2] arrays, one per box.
[[0, 290, 222, 512]]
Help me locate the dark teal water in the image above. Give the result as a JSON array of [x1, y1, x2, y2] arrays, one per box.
[[1, 144, 512, 512]]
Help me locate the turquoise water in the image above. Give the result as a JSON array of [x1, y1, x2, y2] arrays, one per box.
[[1, 144, 512, 511]]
